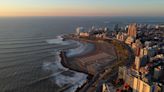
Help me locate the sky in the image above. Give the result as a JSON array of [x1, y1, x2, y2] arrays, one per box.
[[0, 0, 164, 17]]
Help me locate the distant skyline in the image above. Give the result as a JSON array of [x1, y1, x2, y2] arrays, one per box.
[[0, 0, 164, 17]]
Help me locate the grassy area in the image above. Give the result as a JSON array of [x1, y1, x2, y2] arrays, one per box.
[[111, 40, 129, 62]]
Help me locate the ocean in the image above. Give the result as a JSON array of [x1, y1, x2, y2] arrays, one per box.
[[0, 16, 164, 92]]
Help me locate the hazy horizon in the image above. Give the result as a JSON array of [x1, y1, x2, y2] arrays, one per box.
[[6, 15, 163, 17], [0, 0, 164, 17]]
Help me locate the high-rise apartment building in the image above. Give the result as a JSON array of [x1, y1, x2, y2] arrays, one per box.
[[128, 23, 137, 37]]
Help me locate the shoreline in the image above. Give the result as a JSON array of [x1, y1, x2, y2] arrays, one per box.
[[58, 35, 117, 92], [51, 51, 88, 92], [60, 48, 97, 92], [57, 34, 134, 92], [46, 35, 92, 92]]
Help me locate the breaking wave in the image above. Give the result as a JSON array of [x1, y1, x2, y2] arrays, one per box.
[[66, 41, 94, 57], [44, 36, 88, 92]]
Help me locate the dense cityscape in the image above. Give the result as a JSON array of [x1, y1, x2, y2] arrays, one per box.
[[65, 23, 164, 92], [0, 0, 164, 92]]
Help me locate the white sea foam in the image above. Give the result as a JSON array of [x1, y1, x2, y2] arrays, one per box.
[[54, 70, 87, 87], [46, 36, 76, 45], [43, 52, 68, 72], [42, 51, 87, 92], [66, 41, 84, 57], [44, 36, 90, 92], [66, 41, 94, 57], [63, 73, 87, 92]]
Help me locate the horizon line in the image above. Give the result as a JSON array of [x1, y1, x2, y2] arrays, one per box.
[[0, 15, 164, 18]]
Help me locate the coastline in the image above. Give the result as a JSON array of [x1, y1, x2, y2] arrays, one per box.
[[59, 51, 92, 92], [23, 34, 133, 92], [58, 35, 115, 92], [58, 35, 135, 92], [58, 39, 95, 91], [45, 35, 93, 92], [51, 51, 88, 92]]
